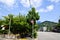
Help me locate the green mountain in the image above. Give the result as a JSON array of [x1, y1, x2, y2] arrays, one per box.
[[38, 21, 58, 30]]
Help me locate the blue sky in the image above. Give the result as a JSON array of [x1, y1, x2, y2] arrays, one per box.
[[0, 0, 60, 22]]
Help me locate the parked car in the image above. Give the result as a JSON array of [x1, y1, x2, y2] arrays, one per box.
[[52, 27, 60, 33]]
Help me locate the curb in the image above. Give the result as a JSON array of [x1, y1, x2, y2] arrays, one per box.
[[18, 37, 38, 40]]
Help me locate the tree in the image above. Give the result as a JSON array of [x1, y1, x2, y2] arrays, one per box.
[[0, 14, 14, 34], [1, 14, 30, 37], [26, 7, 40, 38], [0, 19, 3, 26], [26, 7, 40, 24], [0, 7, 40, 38], [10, 14, 31, 38], [1, 14, 14, 30], [56, 19, 60, 29], [10, 15, 27, 34]]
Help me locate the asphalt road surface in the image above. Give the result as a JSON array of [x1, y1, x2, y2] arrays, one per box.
[[37, 32, 60, 40]]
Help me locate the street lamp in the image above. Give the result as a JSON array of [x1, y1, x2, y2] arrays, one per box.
[[8, 17, 11, 38], [9, 18, 11, 35]]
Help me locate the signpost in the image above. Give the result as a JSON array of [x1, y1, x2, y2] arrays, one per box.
[[31, 20, 34, 40]]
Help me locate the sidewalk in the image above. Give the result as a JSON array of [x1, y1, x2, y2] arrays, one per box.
[[0, 34, 38, 40]]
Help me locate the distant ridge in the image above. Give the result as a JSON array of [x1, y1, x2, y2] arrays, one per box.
[[37, 21, 58, 28]]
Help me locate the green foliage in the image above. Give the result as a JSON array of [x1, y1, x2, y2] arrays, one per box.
[[56, 19, 60, 29], [34, 32, 37, 38], [10, 15, 28, 34], [26, 7, 40, 24], [0, 30, 8, 34], [26, 7, 40, 38], [0, 7, 40, 38], [0, 19, 3, 26]]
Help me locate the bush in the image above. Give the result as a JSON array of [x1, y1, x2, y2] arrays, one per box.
[[34, 32, 37, 38], [0, 30, 3, 34], [0, 30, 8, 34]]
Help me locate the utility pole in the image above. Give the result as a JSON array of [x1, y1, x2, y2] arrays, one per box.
[[29, 0, 32, 9], [29, 0, 34, 39]]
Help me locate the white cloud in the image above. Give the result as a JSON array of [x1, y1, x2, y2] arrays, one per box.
[[0, 0, 15, 7], [46, 5, 54, 11], [37, 5, 54, 12], [37, 8, 48, 12], [20, 0, 43, 8], [37, 8, 47, 12], [20, 0, 30, 7], [48, 0, 60, 3]]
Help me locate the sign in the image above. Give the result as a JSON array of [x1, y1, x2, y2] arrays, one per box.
[[1, 25, 4, 27], [43, 27, 47, 32], [31, 20, 34, 24], [2, 27, 5, 30], [1, 25, 5, 30]]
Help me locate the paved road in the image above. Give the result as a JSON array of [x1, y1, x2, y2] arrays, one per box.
[[37, 32, 60, 40]]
